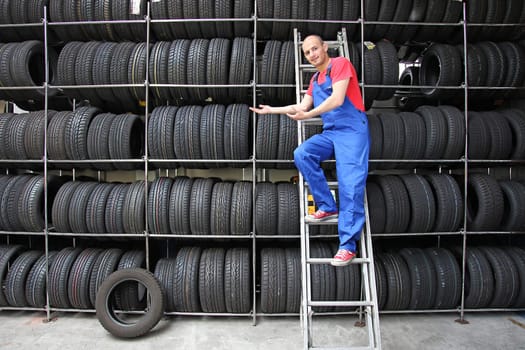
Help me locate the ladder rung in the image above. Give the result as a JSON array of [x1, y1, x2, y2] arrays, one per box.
[[304, 180, 338, 187], [308, 300, 373, 307], [306, 218, 338, 225], [306, 257, 370, 264]]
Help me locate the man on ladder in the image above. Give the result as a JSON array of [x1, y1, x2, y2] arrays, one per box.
[[250, 34, 370, 266]]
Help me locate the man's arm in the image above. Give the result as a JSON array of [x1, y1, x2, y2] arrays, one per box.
[[287, 78, 349, 120], [249, 94, 314, 115]]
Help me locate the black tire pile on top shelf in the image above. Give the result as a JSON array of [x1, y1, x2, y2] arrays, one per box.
[[255, 182, 299, 236], [45, 107, 144, 170], [154, 246, 251, 313], [148, 104, 251, 169], [0, 245, 146, 309], [399, 41, 525, 103], [367, 174, 464, 234], [50, 0, 147, 42], [0, 174, 66, 232], [147, 177, 254, 235]]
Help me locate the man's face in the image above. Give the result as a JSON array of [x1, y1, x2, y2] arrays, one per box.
[[302, 37, 328, 67]]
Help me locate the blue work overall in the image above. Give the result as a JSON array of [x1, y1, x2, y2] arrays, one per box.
[[293, 66, 370, 252]]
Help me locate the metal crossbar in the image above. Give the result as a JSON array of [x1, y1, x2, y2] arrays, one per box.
[[294, 27, 381, 350]]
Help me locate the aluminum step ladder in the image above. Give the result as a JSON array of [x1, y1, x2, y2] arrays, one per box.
[[293, 28, 381, 350]]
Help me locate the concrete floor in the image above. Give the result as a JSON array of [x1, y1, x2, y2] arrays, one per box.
[[1, 311, 525, 349]]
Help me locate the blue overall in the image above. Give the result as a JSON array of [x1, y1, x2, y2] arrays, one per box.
[[294, 66, 370, 252]]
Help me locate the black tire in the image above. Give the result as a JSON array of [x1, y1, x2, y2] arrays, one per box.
[[51, 181, 81, 233], [277, 182, 299, 235], [150, 0, 175, 40], [229, 38, 253, 102], [460, 246, 494, 309], [499, 181, 525, 231], [200, 104, 226, 168], [122, 181, 146, 234], [310, 242, 336, 312], [105, 183, 128, 234], [210, 182, 233, 235], [85, 183, 115, 233], [419, 44, 462, 100], [48, 247, 82, 308], [256, 113, 280, 163], [260, 41, 282, 103], [167, 40, 191, 102], [260, 248, 287, 313], [206, 38, 231, 102], [47, 111, 73, 165], [149, 41, 171, 103], [277, 41, 295, 104], [399, 112, 426, 160], [87, 112, 115, 171], [154, 258, 177, 312], [173, 105, 203, 168], [24, 111, 49, 160], [18, 175, 46, 232], [4, 250, 42, 307], [89, 248, 124, 308], [225, 247, 251, 313], [400, 174, 436, 233], [467, 111, 490, 159], [375, 175, 410, 233], [503, 109, 525, 159], [439, 105, 465, 159], [366, 181, 386, 233], [166, 0, 188, 38], [26, 251, 58, 308], [333, 243, 361, 311], [374, 254, 388, 310], [381, 251, 411, 310], [255, 182, 278, 235], [285, 248, 301, 313], [233, 0, 253, 36], [189, 178, 216, 235], [0, 245, 24, 306], [95, 268, 164, 338], [174, 246, 202, 312], [67, 248, 103, 309], [198, 248, 226, 313], [467, 173, 504, 231], [108, 113, 144, 170], [115, 250, 147, 311], [375, 40, 399, 100], [147, 177, 173, 234], [399, 248, 437, 309], [69, 181, 98, 233], [360, 42, 382, 108], [65, 106, 100, 161], [230, 181, 252, 235], [169, 177, 194, 235], [187, 39, 209, 103], [148, 106, 178, 169], [425, 174, 464, 232], [425, 248, 461, 309], [367, 113, 383, 160], [415, 105, 448, 159], [479, 111, 513, 160], [224, 104, 251, 166], [110, 42, 137, 110], [1, 175, 32, 231], [481, 247, 520, 308], [377, 113, 405, 162], [507, 247, 525, 307]]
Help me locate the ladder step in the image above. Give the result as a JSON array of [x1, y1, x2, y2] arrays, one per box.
[[306, 218, 338, 225], [306, 257, 370, 265], [308, 300, 373, 307]]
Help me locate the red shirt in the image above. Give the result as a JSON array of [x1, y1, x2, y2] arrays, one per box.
[[306, 56, 364, 112]]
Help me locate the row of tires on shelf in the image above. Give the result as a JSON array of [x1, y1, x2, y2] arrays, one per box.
[[0, 244, 250, 313], [368, 106, 525, 164], [0, 38, 401, 113], [2, 171, 524, 235], [368, 173, 525, 233], [400, 41, 525, 102], [2, 0, 522, 43]]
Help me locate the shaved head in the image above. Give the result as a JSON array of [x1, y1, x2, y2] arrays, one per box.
[[302, 35, 329, 70]]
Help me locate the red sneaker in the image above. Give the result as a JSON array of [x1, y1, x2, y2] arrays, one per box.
[[306, 210, 338, 222], [331, 249, 356, 267]]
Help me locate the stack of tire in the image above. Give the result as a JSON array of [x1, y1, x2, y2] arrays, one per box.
[[154, 246, 251, 313], [402, 41, 525, 102], [375, 246, 525, 310], [367, 174, 463, 234], [0, 174, 66, 232], [148, 104, 251, 169], [0, 41, 67, 111], [0, 245, 146, 310]]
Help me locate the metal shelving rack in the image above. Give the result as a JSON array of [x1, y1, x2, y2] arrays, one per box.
[[0, 0, 524, 327]]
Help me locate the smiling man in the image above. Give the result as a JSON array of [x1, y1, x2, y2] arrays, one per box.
[[250, 35, 369, 266]]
